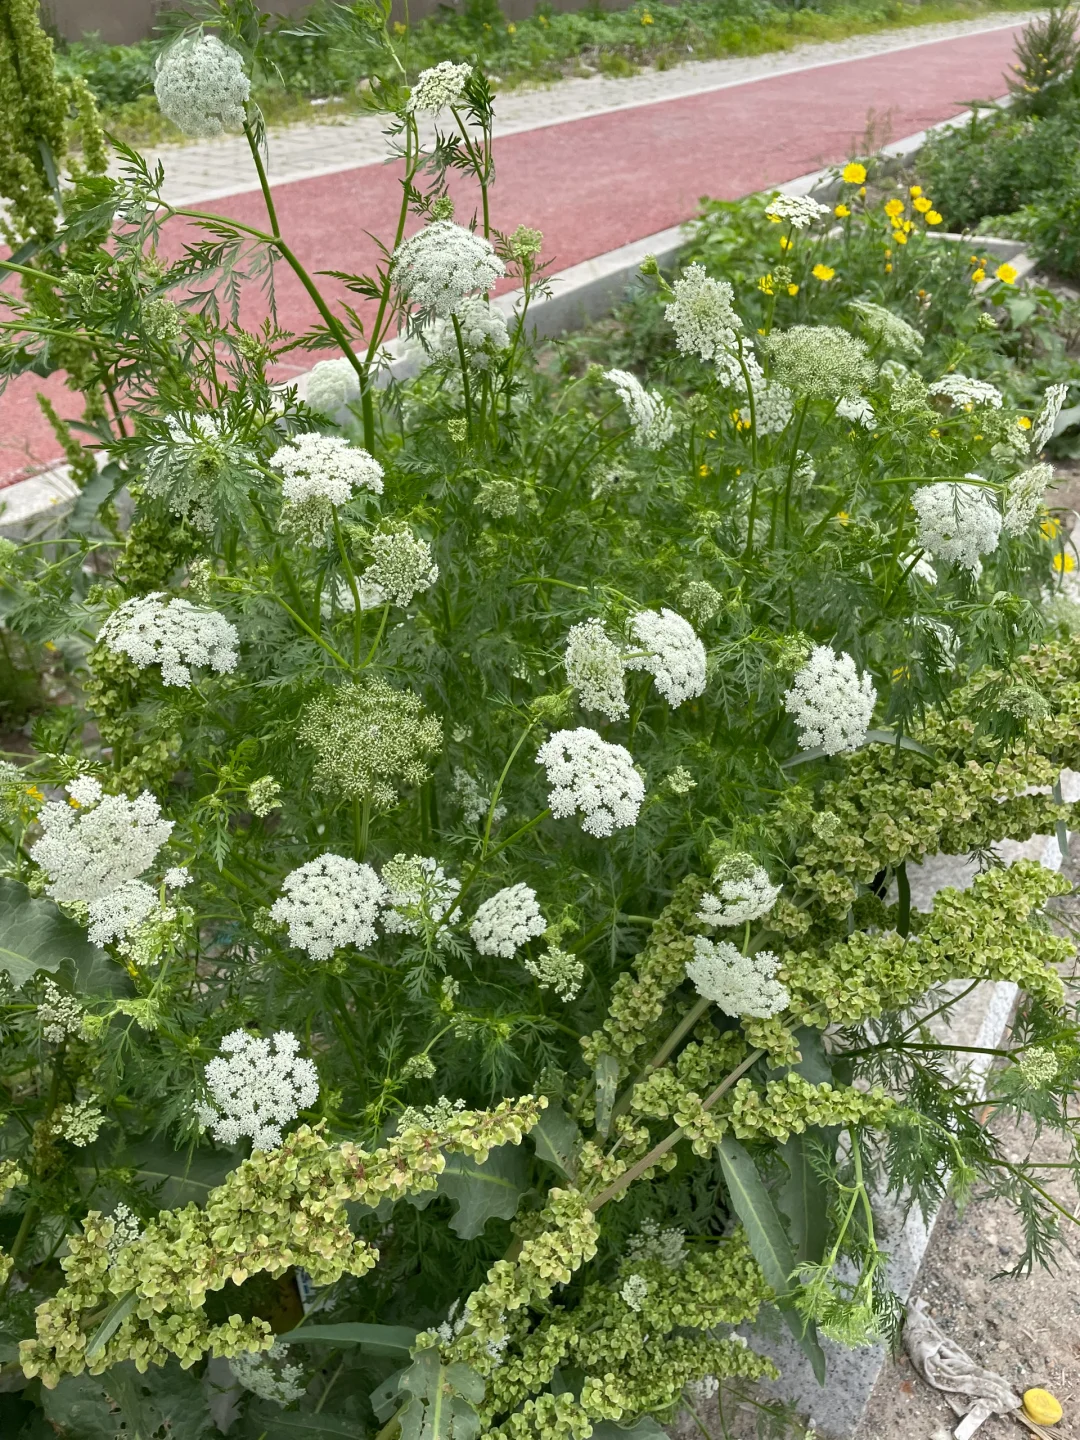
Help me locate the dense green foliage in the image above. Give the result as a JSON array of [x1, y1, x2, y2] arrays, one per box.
[[1, 4, 1080, 1438]]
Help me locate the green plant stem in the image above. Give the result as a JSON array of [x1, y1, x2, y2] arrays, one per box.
[[332, 508, 363, 670], [243, 119, 280, 239], [782, 395, 811, 536], [2, 1043, 67, 1293], [452, 313, 474, 441], [266, 591, 351, 670], [588, 1047, 765, 1211], [361, 115, 417, 451]]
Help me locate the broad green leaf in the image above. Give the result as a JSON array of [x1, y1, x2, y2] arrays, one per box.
[[0, 878, 110, 990], [782, 729, 934, 768], [717, 1137, 826, 1384], [593, 1054, 620, 1139], [396, 1348, 483, 1440], [371, 1364, 408, 1423], [40, 1374, 118, 1440], [240, 1409, 358, 1439], [78, 1138, 235, 1208], [420, 1143, 527, 1239], [277, 1321, 417, 1355], [778, 1131, 832, 1268], [530, 1099, 581, 1180]]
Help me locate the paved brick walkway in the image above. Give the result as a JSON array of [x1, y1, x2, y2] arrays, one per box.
[[0, 17, 1031, 490]]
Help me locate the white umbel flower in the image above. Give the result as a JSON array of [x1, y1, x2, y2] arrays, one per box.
[[365, 530, 438, 607], [470, 883, 546, 957], [523, 945, 584, 1001], [927, 374, 1003, 409], [1032, 383, 1069, 452], [605, 369, 675, 450], [392, 222, 505, 317], [100, 593, 238, 688], [381, 854, 461, 937], [697, 857, 781, 928], [305, 358, 361, 417], [784, 645, 876, 755], [565, 619, 628, 721], [154, 34, 250, 138], [32, 782, 173, 944], [272, 433, 384, 509], [197, 1029, 319, 1150], [664, 264, 742, 362], [848, 299, 923, 356], [836, 396, 875, 429], [536, 728, 645, 837], [912, 480, 1001, 573], [626, 608, 707, 707], [231, 1342, 308, 1406], [764, 193, 830, 228], [406, 60, 473, 115], [271, 853, 385, 960], [1003, 462, 1053, 535], [685, 936, 790, 1018], [433, 297, 510, 369]]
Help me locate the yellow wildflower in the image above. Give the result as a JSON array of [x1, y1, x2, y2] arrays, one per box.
[[884, 197, 905, 218], [26, 786, 44, 803], [507, 21, 517, 30], [885, 262, 893, 272], [393, 20, 407, 32], [892, 665, 910, 681], [698, 463, 710, 477], [929, 427, 940, 437], [1041, 515, 1061, 539], [842, 162, 867, 184], [995, 262, 1018, 285], [909, 185, 922, 197], [1018, 416, 1033, 430], [892, 231, 908, 245], [787, 283, 799, 296], [913, 196, 932, 213], [779, 235, 791, 250], [858, 185, 867, 197], [766, 212, 782, 224], [641, 10, 654, 22], [926, 211, 943, 225], [971, 268, 986, 282], [1053, 551, 1076, 574], [757, 274, 775, 295], [812, 263, 835, 281], [836, 511, 851, 525]]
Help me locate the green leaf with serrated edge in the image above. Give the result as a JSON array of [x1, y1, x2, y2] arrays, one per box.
[[778, 1130, 835, 1268], [397, 1349, 483, 1439], [436, 1144, 527, 1239], [277, 1321, 417, 1354], [530, 1099, 581, 1179], [0, 878, 110, 990], [717, 1137, 826, 1384], [594, 1053, 620, 1139], [371, 1364, 408, 1424]]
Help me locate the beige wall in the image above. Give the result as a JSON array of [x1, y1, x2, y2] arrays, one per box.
[[43, 0, 630, 45]]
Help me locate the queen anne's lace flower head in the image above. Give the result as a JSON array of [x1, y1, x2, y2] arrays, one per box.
[[848, 299, 923, 356], [836, 396, 875, 430], [536, 727, 645, 837], [763, 326, 876, 400], [365, 530, 438, 607], [620, 1274, 650, 1311], [272, 433, 384, 543], [1003, 462, 1053, 536], [406, 60, 473, 114], [100, 593, 238, 688], [664, 264, 742, 362], [304, 358, 361, 417], [784, 645, 876, 755], [32, 781, 173, 945], [470, 883, 546, 957], [626, 608, 707, 708], [393, 222, 505, 317], [523, 945, 584, 1001], [433, 297, 510, 369], [299, 679, 442, 808], [685, 936, 790, 1018], [197, 1029, 319, 1150], [912, 480, 1001, 573], [231, 1342, 308, 1406], [451, 767, 506, 828], [271, 853, 385, 960], [37, 979, 86, 1045], [927, 374, 1003, 409], [106, 1204, 142, 1264], [627, 1217, 686, 1269], [697, 856, 781, 928], [680, 580, 724, 626], [1032, 383, 1069, 452], [154, 34, 250, 138], [565, 619, 628, 721], [381, 854, 461, 938], [764, 193, 830, 229], [605, 369, 675, 450]]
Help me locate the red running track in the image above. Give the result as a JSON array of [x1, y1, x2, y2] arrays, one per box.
[[0, 22, 1023, 488]]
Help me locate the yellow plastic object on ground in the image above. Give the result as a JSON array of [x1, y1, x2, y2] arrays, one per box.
[[1023, 1389, 1063, 1426]]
